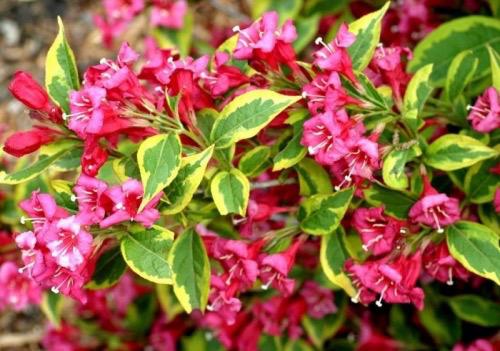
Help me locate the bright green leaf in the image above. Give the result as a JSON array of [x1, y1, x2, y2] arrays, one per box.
[[424, 134, 497, 171], [210, 168, 250, 216], [168, 228, 210, 313], [444, 50, 479, 101], [295, 158, 333, 196], [300, 188, 354, 235], [487, 45, 500, 90], [41, 291, 63, 328], [382, 144, 422, 190], [45, 17, 79, 112], [409, 16, 500, 85], [273, 130, 307, 171], [403, 64, 434, 132], [238, 146, 272, 177], [449, 295, 500, 327], [320, 227, 356, 297], [210, 90, 300, 148], [121, 226, 174, 284], [87, 246, 126, 289], [347, 2, 390, 71], [364, 184, 417, 219], [464, 155, 500, 204], [163, 146, 214, 215], [137, 133, 182, 212], [446, 221, 500, 285]]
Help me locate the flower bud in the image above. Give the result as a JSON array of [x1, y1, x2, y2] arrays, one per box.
[[8, 71, 51, 111], [3, 127, 58, 158]]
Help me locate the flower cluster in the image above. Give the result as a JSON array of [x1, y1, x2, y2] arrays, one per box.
[[1, 1, 499, 350]]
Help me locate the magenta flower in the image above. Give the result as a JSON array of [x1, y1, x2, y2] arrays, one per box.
[[313, 23, 357, 83], [301, 110, 350, 165], [150, 0, 187, 29], [259, 240, 300, 296], [352, 207, 406, 256], [202, 52, 249, 96], [19, 191, 68, 231], [494, 188, 500, 213], [254, 296, 306, 339], [73, 174, 109, 225], [67, 86, 109, 138], [45, 216, 94, 272], [467, 87, 500, 133], [302, 72, 361, 114], [232, 11, 298, 72], [347, 253, 424, 310], [207, 275, 243, 325], [423, 241, 469, 285], [300, 281, 337, 318], [211, 238, 261, 288], [452, 338, 495, 351], [81, 137, 109, 177], [0, 261, 42, 311], [409, 177, 460, 233], [100, 179, 161, 228]]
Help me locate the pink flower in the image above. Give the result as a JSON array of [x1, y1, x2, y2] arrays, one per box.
[[100, 179, 161, 228], [73, 175, 109, 225], [233, 11, 298, 72], [202, 52, 249, 96], [368, 45, 412, 104], [423, 241, 469, 285], [302, 72, 361, 114], [300, 281, 337, 318], [45, 216, 94, 271], [254, 296, 306, 339], [352, 207, 406, 256], [301, 109, 351, 165], [409, 176, 460, 233], [313, 23, 357, 83], [0, 261, 42, 311], [494, 188, 500, 213], [67, 86, 111, 138], [207, 275, 243, 325], [259, 240, 300, 296], [452, 339, 495, 351], [357, 315, 401, 351], [150, 0, 187, 29], [347, 253, 424, 310], [19, 191, 68, 231], [467, 87, 500, 133], [210, 238, 262, 288]]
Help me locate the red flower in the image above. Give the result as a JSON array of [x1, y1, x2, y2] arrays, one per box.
[[3, 127, 60, 158]]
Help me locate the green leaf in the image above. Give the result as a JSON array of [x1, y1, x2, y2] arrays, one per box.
[[347, 2, 390, 71], [113, 156, 140, 182], [0, 147, 74, 185], [487, 45, 500, 90], [294, 15, 321, 53], [299, 188, 354, 235], [51, 179, 77, 211], [424, 134, 497, 171], [137, 133, 182, 211], [389, 305, 425, 349], [273, 130, 307, 171], [320, 227, 356, 297], [363, 183, 416, 219], [40, 291, 63, 328], [45, 17, 79, 112], [446, 221, 500, 285], [408, 16, 500, 85], [294, 158, 333, 196], [464, 155, 500, 204], [121, 226, 174, 284], [448, 295, 500, 327], [210, 90, 300, 148], [251, 0, 303, 21], [87, 246, 126, 289], [403, 64, 434, 132], [168, 228, 210, 313], [152, 10, 194, 57], [419, 290, 461, 346], [444, 50, 479, 101], [382, 144, 422, 190], [238, 146, 272, 177], [478, 203, 500, 234], [210, 168, 250, 216], [163, 146, 214, 215]]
